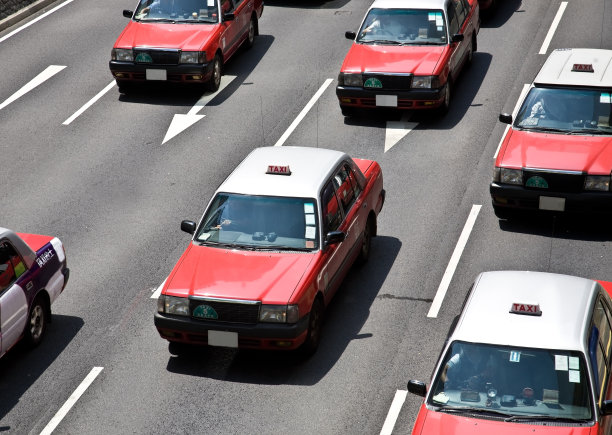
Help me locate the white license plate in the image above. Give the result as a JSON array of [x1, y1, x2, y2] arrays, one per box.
[[208, 330, 238, 348], [539, 196, 565, 211], [146, 69, 167, 80], [376, 95, 398, 107]]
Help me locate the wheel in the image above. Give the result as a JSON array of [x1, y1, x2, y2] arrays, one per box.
[[117, 81, 134, 94], [341, 106, 356, 117], [299, 298, 324, 357], [25, 297, 47, 347], [244, 16, 256, 50], [168, 341, 192, 356], [493, 205, 517, 220], [356, 216, 374, 265], [206, 54, 222, 92], [437, 81, 451, 116], [467, 35, 476, 65]]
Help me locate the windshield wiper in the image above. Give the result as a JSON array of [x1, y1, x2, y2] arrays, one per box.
[[435, 405, 512, 418], [521, 126, 568, 133], [403, 41, 443, 45], [142, 18, 176, 23], [566, 128, 611, 135], [361, 39, 401, 45], [273, 246, 314, 252], [504, 414, 591, 424]]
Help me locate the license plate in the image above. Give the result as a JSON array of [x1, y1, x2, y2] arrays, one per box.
[[539, 196, 565, 211], [208, 330, 238, 348], [146, 69, 167, 80], [376, 95, 397, 107]]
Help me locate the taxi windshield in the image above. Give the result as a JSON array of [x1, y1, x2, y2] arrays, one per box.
[[134, 0, 219, 23], [428, 341, 593, 422], [356, 9, 447, 45], [515, 86, 612, 134], [195, 193, 319, 251]]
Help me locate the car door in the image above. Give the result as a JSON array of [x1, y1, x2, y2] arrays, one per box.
[[588, 294, 612, 433], [445, 0, 470, 79], [219, 0, 245, 59], [231, 0, 252, 48], [0, 240, 28, 355]]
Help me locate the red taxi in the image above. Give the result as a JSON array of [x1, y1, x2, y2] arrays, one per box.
[[491, 49, 612, 219], [154, 147, 385, 356], [109, 0, 263, 93], [408, 271, 612, 434], [336, 0, 479, 116]]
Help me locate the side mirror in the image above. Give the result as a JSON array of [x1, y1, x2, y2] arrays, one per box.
[[325, 231, 346, 246], [601, 400, 612, 415], [123, 9, 133, 18], [407, 380, 427, 397], [451, 33, 464, 43], [499, 113, 513, 124], [181, 220, 197, 235], [223, 13, 235, 21], [345, 31, 356, 40]]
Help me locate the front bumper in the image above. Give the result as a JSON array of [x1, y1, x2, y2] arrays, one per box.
[[336, 85, 446, 110], [490, 182, 612, 214], [109, 60, 214, 83], [154, 312, 310, 350]]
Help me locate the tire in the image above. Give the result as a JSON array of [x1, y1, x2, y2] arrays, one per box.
[[244, 16, 256, 50], [168, 341, 192, 356], [341, 106, 356, 117], [437, 81, 451, 116], [25, 296, 47, 347], [493, 205, 517, 220], [356, 216, 374, 265], [206, 54, 222, 92], [117, 81, 134, 94], [299, 298, 324, 357], [467, 35, 476, 65]]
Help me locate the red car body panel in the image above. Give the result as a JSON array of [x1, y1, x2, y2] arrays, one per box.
[[496, 129, 612, 174], [16, 233, 54, 253], [114, 22, 219, 52]]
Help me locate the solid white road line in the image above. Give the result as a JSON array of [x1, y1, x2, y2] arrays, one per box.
[[427, 205, 481, 318], [380, 389, 408, 435], [494, 83, 530, 159], [539, 2, 567, 55], [39, 367, 103, 435], [0, 65, 66, 111], [273, 78, 333, 147], [151, 278, 166, 299], [62, 81, 116, 125], [0, 0, 76, 44]]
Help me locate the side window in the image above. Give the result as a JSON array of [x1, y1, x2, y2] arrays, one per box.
[[321, 181, 342, 233], [220, 0, 233, 14], [589, 298, 612, 402], [446, 3, 459, 35], [0, 241, 25, 293], [453, 0, 466, 26], [332, 165, 357, 214], [461, 0, 471, 15]]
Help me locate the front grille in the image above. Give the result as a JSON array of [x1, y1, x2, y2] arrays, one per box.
[[133, 48, 180, 65], [189, 298, 260, 324], [523, 169, 585, 193], [363, 73, 412, 91]]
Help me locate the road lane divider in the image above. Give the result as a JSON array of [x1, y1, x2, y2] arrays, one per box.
[[0, 0, 75, 44], [539, 2, 567, 55], [380, 389, 408, 435], [151, 278, 167, 299], [39, 367, 103, 435], [0, 65, 66, 112], [427, 204, 481, 318], [63, 81, 116, 125], [273, 78, 333, 147]]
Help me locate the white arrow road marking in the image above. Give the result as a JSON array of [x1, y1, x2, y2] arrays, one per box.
[[40, 367, 103, 435], [0, 65, 66, 112], [427, 204, 481, 318], [380, 389, 408, 435], [0, 0, 76, 44], [62, 80, 116, 125], [162, 75, 236, 144], [385, 113, 417, 152]]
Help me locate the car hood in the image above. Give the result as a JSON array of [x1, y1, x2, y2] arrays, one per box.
[[114, 21, 217, 51], [416, 410, 594, 434], [341, 43, 446, 75], [499, 129, 612, 173], [165, 243, 316, 303]]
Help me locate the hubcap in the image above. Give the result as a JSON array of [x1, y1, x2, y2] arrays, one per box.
[[214, 59, 221, 87], [30, 305, 44, 340]]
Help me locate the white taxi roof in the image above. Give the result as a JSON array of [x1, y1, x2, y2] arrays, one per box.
[[369, 0, 446, 11], [534, 48, 612, 88], [217, 146, 349, 198], [451, 271, 600, 352]]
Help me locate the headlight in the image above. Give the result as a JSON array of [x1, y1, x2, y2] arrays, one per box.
[[111, 48, 134, 62], [585, 175, 611, 191], [259, 305, 299, 323], [158, 295, 190, 316], [411, 76, 439, 89], [499, 168, 523, 185], [180, 51, 206, 64], [339, 73, 363, 87]]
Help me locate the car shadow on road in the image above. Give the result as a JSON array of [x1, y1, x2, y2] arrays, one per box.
[[264, 0, 351, 10], [164, 235, 401, 385], [0, 315, 84, 425], [343, 52, 493, 131], [114, 34, 274, 108], [480, 0, 524, 29], [497, 213, 612, 242]]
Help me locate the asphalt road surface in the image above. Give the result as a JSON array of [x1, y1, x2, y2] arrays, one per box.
[[1, 0, 611, 433]]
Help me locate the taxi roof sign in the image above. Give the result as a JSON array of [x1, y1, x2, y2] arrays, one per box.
[[572, 63, 594, 72], [510, 302, 542, 316], [266, 165, 291, 175]]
